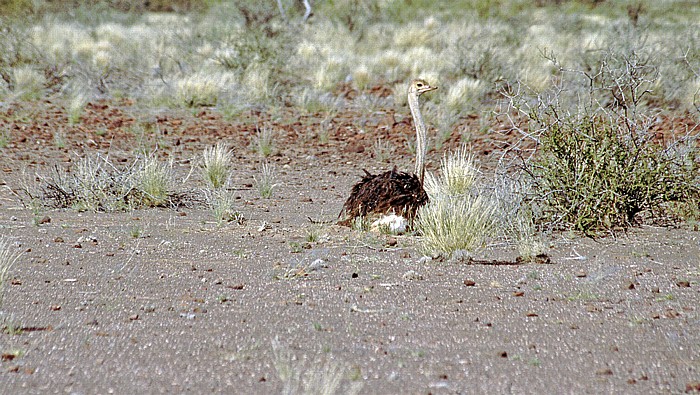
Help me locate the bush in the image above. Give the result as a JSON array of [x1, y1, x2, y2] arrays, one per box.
[[531, 117, 699, 233], [508, 49, 700, 234]]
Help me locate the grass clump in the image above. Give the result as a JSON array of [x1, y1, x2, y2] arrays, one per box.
[[134, 154, 172, 207], [271, 338, 363, 395], [175, 72, 234, 108], [201, 143, 232, 189], [417, 146, 499, 257], [424, 145, 478, 199], [208, 189, 243, 225], [417, 193, 498, 258], [67, 93, 88, 125], [254, 162, 277, 199], [252, 126, 276, 157], [12, 65, 45, 101]]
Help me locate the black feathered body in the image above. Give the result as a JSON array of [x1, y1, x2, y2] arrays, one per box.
[[338, 166, 428, 225]]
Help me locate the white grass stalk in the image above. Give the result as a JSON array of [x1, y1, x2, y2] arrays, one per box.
[[201, 143, 232, 189], [255, 162, 277, 199], [12, 66, 45, 101], [135, 155, 172, 207], [0, 237, 21, 308], [424, 145, 479, 199], [417, 193, 498, 257]]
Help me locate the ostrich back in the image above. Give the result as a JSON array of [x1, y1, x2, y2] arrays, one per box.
[[339, 167, 428, 225]]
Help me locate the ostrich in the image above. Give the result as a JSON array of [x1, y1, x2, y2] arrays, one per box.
[[338, 79, 437, 229]]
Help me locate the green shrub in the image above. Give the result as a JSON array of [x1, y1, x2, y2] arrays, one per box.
[[530, 117, 699, 233]]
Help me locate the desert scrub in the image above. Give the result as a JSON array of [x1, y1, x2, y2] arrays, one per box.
[[201, 143, 232, 189], [30, 154, 176, 211], [509, 49, 700, 234], [528, 117, 699, 233]]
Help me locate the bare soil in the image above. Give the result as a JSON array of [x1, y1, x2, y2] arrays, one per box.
[[1, 98, 699, 394]]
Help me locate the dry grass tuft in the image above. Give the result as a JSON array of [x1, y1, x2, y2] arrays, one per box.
[[201, 143, 232, 189]]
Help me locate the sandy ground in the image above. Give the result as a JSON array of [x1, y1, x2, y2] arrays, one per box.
[[1, 99, 699, 394]]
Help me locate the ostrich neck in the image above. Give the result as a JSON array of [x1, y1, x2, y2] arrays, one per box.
[[408, 92, 427, 184]]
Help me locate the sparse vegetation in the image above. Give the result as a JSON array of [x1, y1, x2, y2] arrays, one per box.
[[201, 143, 233, 189], [507, 49, 700, 234], [253, 127, 276, 158], [26, 153, 175, 212], [254, 162, 277, 199]]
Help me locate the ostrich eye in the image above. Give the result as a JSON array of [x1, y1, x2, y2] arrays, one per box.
[[416, 83, 423, 87]]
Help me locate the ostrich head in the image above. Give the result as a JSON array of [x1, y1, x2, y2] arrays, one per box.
[[407, 79, 437, 185], [409, 79, 438, 96]]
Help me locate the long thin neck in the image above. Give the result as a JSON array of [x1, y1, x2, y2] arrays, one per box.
[[408, 92, 427, 184]]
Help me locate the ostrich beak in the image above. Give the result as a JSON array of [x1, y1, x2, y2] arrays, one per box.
[[419, 85, 438, 94]]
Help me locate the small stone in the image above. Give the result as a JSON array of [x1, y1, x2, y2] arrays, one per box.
[[625, 282, 636, 290], [37, 216, 51, 224], [525, 312, 538, 317], [686, 381, 700, 392], [676, 280, 691, 288], [128, 314, 139, 321], [596, 368, 613, 376], [50, 305, 61, 311], [651, 287, 660, 293], [575, 271, 587, 278], [498, 351, 508, 358], [402, 270, 423, 281], [513, 291, 525, 297], [54, 237, 64, 243], [463, 279, 476, 287]]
